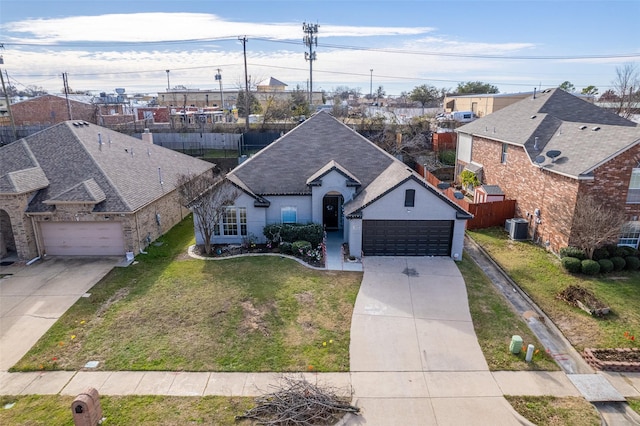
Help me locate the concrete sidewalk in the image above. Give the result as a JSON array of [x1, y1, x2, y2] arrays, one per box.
[[7, 369, 637, 399]]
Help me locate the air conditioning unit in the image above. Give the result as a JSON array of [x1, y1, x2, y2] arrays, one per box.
[[505, 219, 513, 234], [509, 218, 529, 241]]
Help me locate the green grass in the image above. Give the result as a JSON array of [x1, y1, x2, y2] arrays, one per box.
[[629, 399, 640, 415], [0, 394, 254, 425], [468, 228, 640, 351], [11, 216, 362, 373], [504, 396, 600, 426], [458, 255, 558, 370]]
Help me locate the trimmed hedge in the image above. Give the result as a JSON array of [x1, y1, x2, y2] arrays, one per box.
[[598, 259, 614, 274], [610, 256, 626, 271], [263, 223, 324, 246], [279, 242, 293, 255], [581, 259, 600, 275], [625, 256, 640, 271], [561, 257, 582, 273], [559, 246, 586, 260], [291, 240, 312, 254], [592, 247, 610, 261]]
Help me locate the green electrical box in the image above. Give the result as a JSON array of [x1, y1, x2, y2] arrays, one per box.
[[509, 335, 523, 354]]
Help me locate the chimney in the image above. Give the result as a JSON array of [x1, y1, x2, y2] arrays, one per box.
[[141, 128, 154, 144]]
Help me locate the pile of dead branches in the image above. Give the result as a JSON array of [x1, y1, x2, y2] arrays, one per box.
[[236, 376, 359, 425]]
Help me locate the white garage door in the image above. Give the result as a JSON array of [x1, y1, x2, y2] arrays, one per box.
[[40, 222, 125, 256]]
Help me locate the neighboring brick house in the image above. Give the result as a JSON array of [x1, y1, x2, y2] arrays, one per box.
[[0, 121, 212, 261], [455, 88, 640, 252], [10, 94, 98, 126]]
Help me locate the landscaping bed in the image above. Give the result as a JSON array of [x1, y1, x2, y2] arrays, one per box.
[[583, 348, 640, 372]]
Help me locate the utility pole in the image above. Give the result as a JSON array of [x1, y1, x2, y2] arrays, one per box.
[[62, 72, 73, 120], [0, 52, 17, 142], [370, 69, 373, 101], [303, 22, 318, 107], [239, 36, 249, 132], [215, 68, 223, 117]]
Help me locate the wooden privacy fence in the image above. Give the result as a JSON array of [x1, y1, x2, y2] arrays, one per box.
[[417, 167, 516, 230]]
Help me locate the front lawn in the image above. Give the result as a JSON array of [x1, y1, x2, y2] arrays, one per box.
[[11, 216, 362, 372], [468, 228, 640, 351], [504, 396, 601, 426], [458, 255, 558, 370]]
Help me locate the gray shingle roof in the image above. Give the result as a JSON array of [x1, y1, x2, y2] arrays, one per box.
[[229, 112, 471, 219], [228, 112, 397, 195], [1, 121, 213, 213], [457, 88, 640, 178]]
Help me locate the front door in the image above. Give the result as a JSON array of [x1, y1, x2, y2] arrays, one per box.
[[323, 195, 341, 230]]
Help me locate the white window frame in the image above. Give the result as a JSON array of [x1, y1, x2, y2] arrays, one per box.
[[626, 166, 640, 204], [619, 221, 640, 249], [501, 143, 508, 164], [222, 206, 247, 236], [281, 206, 297, 224]]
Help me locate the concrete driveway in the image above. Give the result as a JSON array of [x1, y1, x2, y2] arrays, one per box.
[[346, 257, 531, 426], [0, 257, 119, 371]]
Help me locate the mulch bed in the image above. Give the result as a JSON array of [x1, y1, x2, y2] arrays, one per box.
[[194, 244, 325, 268]]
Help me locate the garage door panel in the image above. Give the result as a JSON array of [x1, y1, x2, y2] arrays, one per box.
[[40, 222, 125, 256], [362, 220, 452, 256]]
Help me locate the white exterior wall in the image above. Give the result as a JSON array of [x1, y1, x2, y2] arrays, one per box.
[[265, 195, 313, 225], [196, 192, 267, 245], [352, 179, 467, 260], [347, 218, 362, 257], [310, 170, 357, 225], [457, 132, 473, 163]]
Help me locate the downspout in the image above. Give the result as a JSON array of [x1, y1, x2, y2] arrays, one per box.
[[135, 210, 147, 254], [30, 215, 43, 258]]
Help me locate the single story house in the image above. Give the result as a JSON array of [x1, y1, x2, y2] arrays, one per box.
[[0, 121, 213, 260], [198, 112, 472, 259]]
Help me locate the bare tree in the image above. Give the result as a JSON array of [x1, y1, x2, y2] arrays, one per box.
[[177, 172, 239, 255], [569, 195, 627, 259], [612, 63, 640, 119]]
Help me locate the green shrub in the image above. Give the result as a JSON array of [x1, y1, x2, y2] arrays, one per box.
[[610, 256, 626, 271], [263, 223, 324, 246], [559, 247, 586, 260], [598, 259, 614, 274], [625, 256, 640, 271], [279, 242, 292, 255], [561, 257, 582, 273], [291, 240, 312, 254], [581, 259, 600, 275], [438, 150, 456, 166], [592, 247, 610, 261]]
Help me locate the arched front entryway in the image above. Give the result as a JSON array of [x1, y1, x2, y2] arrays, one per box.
[[322, 192, 344, 231], [0, 209, 17, 259]]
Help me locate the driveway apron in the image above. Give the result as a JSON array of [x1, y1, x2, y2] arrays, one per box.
[[0, 257, 118, 371], [347, 257, 529, 426]]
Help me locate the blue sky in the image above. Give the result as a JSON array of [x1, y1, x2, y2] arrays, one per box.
[[0, 0, 638, 97]]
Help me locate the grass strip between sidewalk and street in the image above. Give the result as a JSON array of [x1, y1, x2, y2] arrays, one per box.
[[458, 254, 558, 371], [0, 394, 255, 425], [504, 395, 601, 426]]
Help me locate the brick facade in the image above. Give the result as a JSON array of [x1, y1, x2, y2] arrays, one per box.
[[470, 136, 640, 252], [11, 95, 97, 126]]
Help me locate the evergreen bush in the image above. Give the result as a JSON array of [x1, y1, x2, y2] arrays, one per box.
[[625, 256, 640, 271], [559, 247, 586, 260], [610, 256, 626, 271], [597, 259, 614, 274], [561, 257, 582, 273], [581, 259, 600, 275]]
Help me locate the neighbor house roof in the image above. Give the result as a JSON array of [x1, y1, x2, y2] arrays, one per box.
[[0, 121, 213, 213], [228, 111, 472, 219], [257, 77, 288, 88], [457, 88, 640, 179]]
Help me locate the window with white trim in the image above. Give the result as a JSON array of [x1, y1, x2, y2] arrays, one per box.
[[626, 166, 640, 203], [501, 143, 508, 164], [222, 206, 247, 236], [281, 206, 297, 224], [619, 222, 640, 249]]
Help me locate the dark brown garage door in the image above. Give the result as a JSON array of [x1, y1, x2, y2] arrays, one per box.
[[362, 220, 453, 256]]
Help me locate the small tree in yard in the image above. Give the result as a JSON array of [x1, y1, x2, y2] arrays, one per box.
[[177, 172, 239, 255], [569, 195, 626, 260]]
